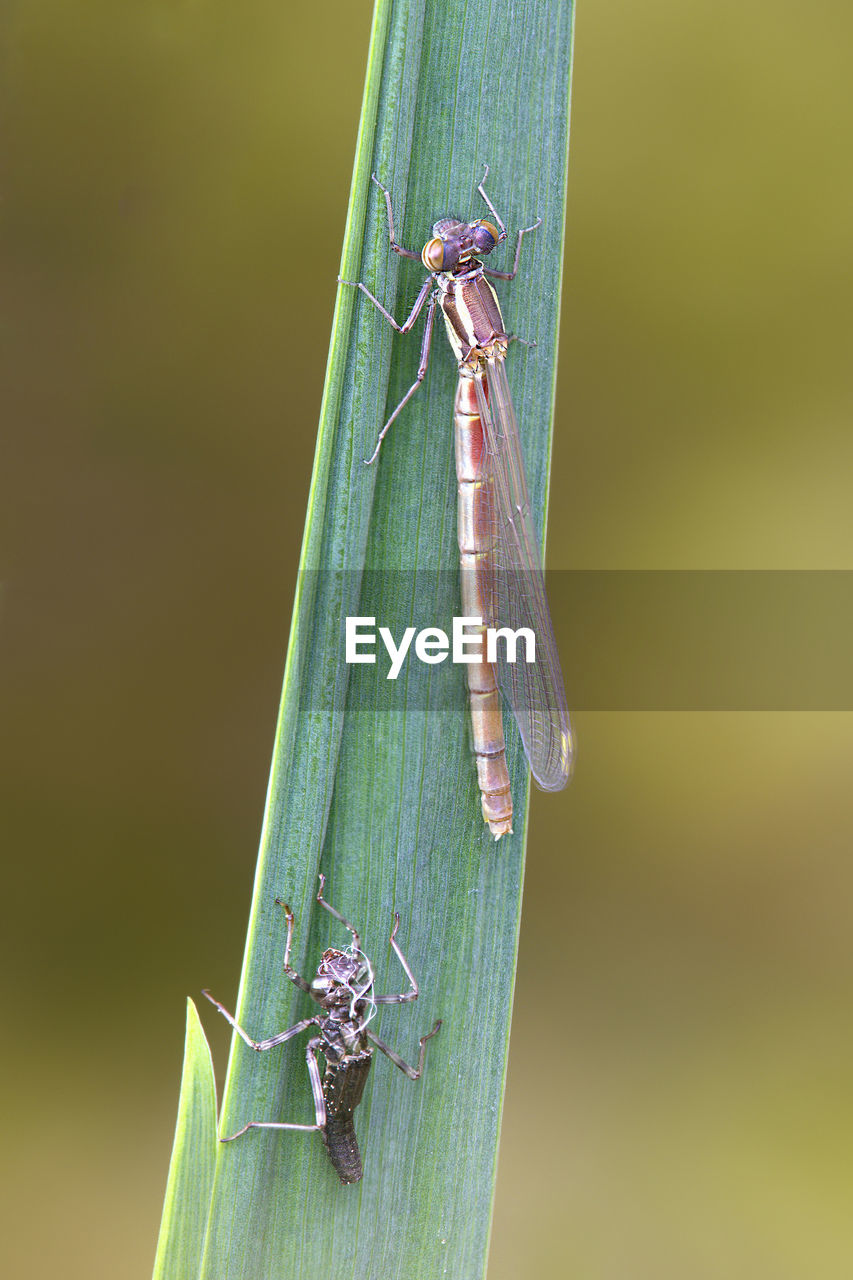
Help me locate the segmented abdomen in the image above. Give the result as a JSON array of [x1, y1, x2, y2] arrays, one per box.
[[455, 368, 513, 839], [321, 1052, 372, 1184]]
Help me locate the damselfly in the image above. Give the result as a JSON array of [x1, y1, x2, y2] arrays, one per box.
[[203, 875, 441, 1184], [340, 169, 573, 837]]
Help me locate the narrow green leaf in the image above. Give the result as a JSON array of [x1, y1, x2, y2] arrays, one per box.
[[153, 999, 218, 1280], [188, 2, 575, 1278]]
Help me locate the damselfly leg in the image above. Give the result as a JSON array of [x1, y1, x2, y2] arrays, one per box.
[[315, 871, 361, 950], [199, 990, 326, 1139], [373, 912, 419, 1004], [366, 1020, 441, 1080], [218, 1038, 327, 1142]]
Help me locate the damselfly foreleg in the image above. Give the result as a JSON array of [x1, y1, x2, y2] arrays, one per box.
[[371, 172, 423, 260], [220, 1036, 327, 1141], [482, 218, 542, 282], [374, 912, 420, 1004], [476, 164, 542, 281], [270, 897, 315, 996], [366, 1020, 442, 1080], [315, 872, 362, 950], [336, 172, 429, 327], [473, 163, 540, 279], [476, 165, 507, 240]]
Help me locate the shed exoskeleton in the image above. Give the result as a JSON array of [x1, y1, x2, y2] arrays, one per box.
[[203, 875, 441, 1184]]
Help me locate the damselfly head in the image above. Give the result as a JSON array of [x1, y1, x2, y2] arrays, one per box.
[[422, 216, 501, 272]]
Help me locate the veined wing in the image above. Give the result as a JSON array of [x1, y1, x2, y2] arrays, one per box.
[[473, 358, 573, 791]]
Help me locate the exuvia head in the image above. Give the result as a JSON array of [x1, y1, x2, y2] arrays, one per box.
[[312, 947, 367, 992], [421, 217, 502, 273], [311, 946, 375, 1016]]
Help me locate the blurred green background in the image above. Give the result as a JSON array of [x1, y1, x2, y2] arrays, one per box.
[[3, 1, 852, 1277]]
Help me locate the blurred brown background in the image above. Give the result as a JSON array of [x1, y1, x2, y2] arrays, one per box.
[[2, 2, 852, 1277]]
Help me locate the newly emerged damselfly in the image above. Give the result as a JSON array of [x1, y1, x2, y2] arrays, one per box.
[[203, 875, 441, 1184], [340, 169, 573, 838]]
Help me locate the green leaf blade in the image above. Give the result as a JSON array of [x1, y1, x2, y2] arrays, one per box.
[[152, 999, 218, 1280], [189, 1, 575, 1276]]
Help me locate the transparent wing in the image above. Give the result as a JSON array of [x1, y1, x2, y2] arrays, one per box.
[[474, 358, 573, 790]]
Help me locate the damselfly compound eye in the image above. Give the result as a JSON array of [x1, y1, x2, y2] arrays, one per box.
[[471, 219, 500, 254], [422, 237, 446, 271]]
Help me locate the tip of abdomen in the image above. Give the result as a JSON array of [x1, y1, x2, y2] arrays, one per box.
[[480, 784, 513, 839], [323, 1117, 364, 1184], [476, 746, 513, 839]]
